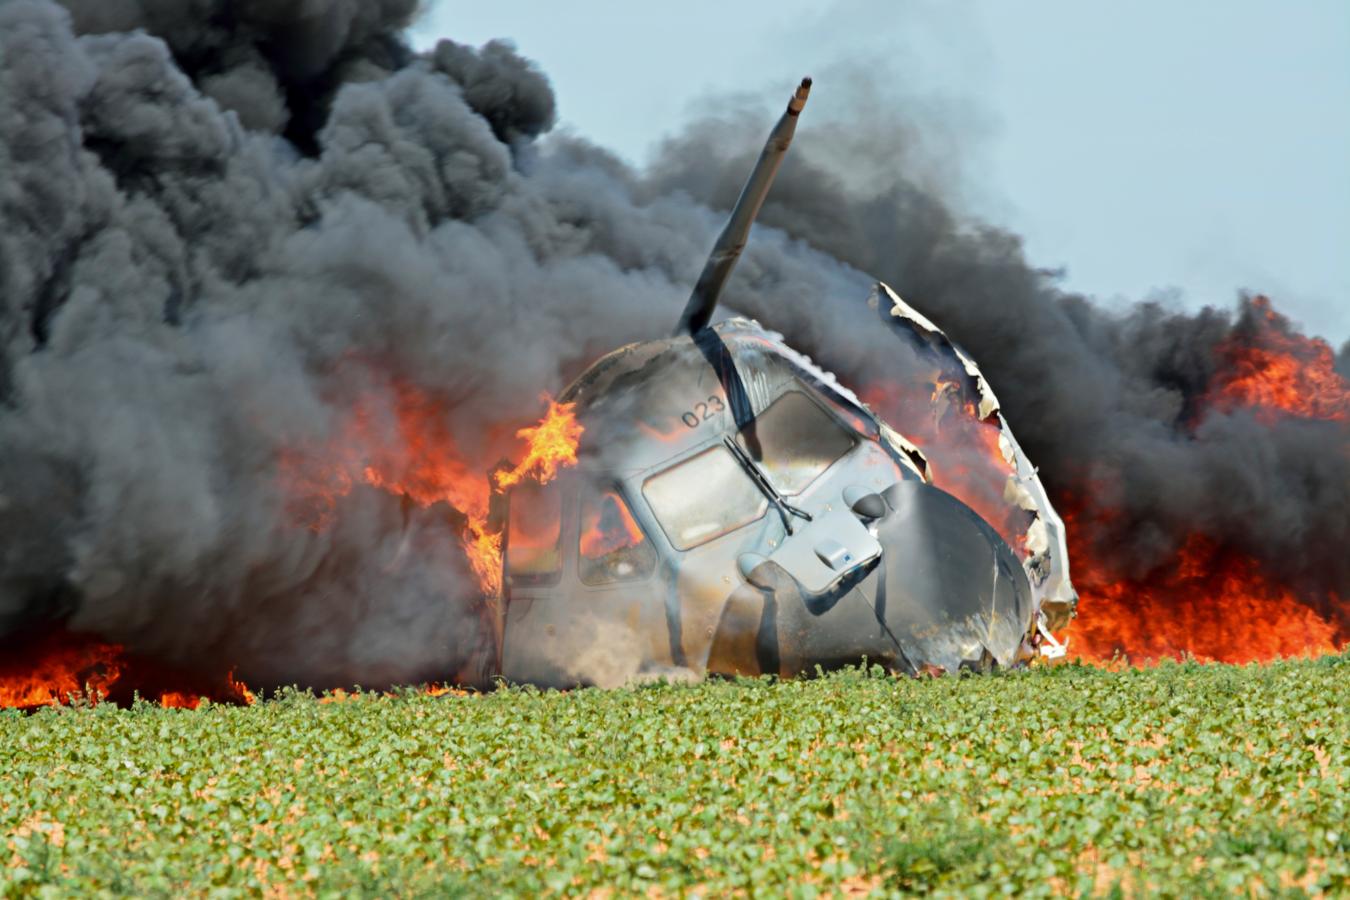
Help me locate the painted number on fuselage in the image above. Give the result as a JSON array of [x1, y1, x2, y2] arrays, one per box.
[[681, 395, 726, 429]]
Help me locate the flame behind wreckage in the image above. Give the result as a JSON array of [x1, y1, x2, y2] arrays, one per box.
[[496, 80, 1076, 687]]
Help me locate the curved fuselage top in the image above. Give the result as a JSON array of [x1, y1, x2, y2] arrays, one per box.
[[558, 318, 900, 479]]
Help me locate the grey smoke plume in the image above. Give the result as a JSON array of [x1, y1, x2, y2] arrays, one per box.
[[0, 0, 1345, 687]]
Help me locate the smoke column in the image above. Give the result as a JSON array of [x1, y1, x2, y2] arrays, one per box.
[[1, 1, 1345, 687]]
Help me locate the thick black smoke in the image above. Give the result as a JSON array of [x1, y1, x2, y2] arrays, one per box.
[[1, 1, 1345, 687], [0, 0, 869, 686]]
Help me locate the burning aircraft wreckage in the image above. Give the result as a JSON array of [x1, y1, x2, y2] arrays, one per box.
[[0, 76, 1075, 704], [2, 2, 1346, 708], [493, 80, 1075, 687]]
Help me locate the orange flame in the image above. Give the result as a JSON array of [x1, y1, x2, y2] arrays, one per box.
[[0, 630, 256, 710], [1064, 517, 1344, 665], [1204, 296, 1349, 423], [862, 373, 1031, 553], [494, 399, 585, 490], [279, 379, 582, 598], [0, 631, 122, 708], [1062, 296, 1349, 664]]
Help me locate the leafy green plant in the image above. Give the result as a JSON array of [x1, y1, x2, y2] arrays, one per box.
[[1, 654, 1346, 897]]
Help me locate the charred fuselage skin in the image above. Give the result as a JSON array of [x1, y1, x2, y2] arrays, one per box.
[[499, 320, 1038, 687]]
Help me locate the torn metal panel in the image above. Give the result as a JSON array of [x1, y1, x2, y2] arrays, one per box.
[[879, 422, 930, 483], [876, 283, 1002, 420], [872, 281, 1078, 633]]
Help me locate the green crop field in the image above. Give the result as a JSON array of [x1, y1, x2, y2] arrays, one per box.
[[2, 656, 1347, 898]]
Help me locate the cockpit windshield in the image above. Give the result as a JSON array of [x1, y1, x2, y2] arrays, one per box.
[[735, 390, 855, 495], [642, 446, 768, 550]]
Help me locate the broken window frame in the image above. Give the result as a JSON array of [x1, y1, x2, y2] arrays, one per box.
[[577, 482, 658, 586], [504, 478, 565, 586]]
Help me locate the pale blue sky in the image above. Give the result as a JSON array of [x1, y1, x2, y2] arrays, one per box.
[[412, 1, 1350, 342]]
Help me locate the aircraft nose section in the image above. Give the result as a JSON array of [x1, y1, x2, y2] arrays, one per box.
[[704, 479, 1036, 679], [866, 481, 1034, 672]]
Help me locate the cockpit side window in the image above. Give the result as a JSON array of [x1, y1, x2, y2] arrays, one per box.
[[737, 389, 856, 495], [505, 480, 563, 584], [578, 487, 656, 585], [642, 446, 768, 550]]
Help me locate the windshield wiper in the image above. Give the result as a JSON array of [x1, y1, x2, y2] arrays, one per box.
[[723, 436, 813, 535]]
